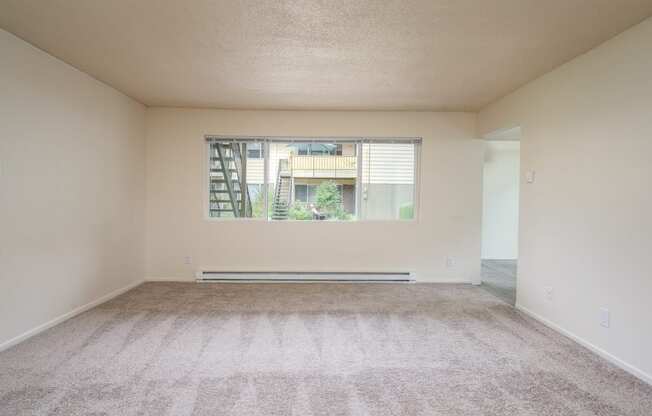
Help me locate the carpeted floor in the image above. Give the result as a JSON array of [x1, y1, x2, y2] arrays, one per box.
[[1, 283, 650, 415]]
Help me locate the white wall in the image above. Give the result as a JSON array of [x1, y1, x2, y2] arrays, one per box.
[[481, 141, 520, 259], [478, 17, 652, 381], [0, 30, 146, 347], [145, 109, 483, 283]]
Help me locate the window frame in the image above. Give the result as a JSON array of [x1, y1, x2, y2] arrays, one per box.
[[203, 136, 422, 223]]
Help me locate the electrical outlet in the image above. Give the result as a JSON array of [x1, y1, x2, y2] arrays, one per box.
[[445, 257, 455, 268], [544, 286, 553, 301], [600, 308, 610, 328], [184, 256, 192, 265]]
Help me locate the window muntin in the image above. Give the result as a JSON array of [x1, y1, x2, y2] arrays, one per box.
[[206, 137, 420, 221]]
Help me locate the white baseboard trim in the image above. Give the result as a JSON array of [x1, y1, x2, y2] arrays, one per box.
[[196, 270, 414, 282], [0, 279, 144, 353], [516, 303, 652, 386], [144, 276, 472, 284]]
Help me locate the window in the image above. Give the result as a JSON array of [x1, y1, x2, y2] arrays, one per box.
[[208, 139, 265, 219], [294, 184, 308, 202], [247, 142, 264, 159], [206, 136, 420, 221], [361, 142, 417, 220], [248, 183, 263, 200]]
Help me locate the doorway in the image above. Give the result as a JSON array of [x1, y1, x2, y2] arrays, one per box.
[[481, 127, 520, 305]]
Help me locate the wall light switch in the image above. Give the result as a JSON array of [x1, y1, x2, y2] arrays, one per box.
[[526, 170, 536, 183], [600, 308, 610, 328], [184, 256, 192, 265], [445, 257, 455, 268], [544, 286, 553, 301]]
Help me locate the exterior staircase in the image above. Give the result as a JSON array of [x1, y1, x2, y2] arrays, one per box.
[[208, 142, 252, 217], [271, 159, 291, 220]]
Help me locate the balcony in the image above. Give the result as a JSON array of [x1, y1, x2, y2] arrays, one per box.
[[288, 155, 357, 178]]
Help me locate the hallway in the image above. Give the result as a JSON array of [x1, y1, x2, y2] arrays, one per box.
[[481, 259, 517, 305]]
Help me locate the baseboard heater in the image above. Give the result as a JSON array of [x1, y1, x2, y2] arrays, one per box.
[[195, 271, 414, 283]]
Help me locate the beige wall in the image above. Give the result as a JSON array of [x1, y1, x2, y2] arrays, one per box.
[[478, 18, 652, 381], [146, 109, 483, 283], [0, 30, 146, 347]]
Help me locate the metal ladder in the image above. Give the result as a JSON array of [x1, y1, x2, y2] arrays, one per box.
[[209, 142, 252, 217]]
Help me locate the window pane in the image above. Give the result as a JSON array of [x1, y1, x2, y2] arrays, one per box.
[[268, 142, 357, 221], [307, 184, 317, 204], [361, 143, 416, 220], [294, 184, 308, 202], [247, 142, 263, 159], [208, 141, 265, 219]]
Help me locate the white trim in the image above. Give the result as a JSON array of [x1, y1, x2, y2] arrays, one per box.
[[203, 217, 420, 223], [197, 279, 415, 284], [516, 303, 652, 386], [205, 135, 423, 144], [145, 276, 473, 284], [202, 138, 211, 220], [0, 279, 144, 353], [355, 142, 363, 217], [263, 140, 269, 217], [413, 140, 422, 222], [196, 270, 414, 282]]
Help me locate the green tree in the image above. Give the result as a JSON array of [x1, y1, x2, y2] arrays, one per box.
[[251, 187, 274, 218], [315, 180, 341, 213], [313, 181, 352, 220]]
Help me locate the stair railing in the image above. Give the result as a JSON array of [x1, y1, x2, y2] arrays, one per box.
[[231, 143, 252, 217], [215, 143, 239, 217], [272, 159, 290, 219]]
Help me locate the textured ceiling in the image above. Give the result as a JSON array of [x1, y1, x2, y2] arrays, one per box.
[[1, 0, 651, 111]]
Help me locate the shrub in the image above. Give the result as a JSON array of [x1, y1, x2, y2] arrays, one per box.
[[399, 203, 414, 220], [288, 203, 312, 220]]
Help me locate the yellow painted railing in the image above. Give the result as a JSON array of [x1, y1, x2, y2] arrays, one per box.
[[290, 155, 356, 171]]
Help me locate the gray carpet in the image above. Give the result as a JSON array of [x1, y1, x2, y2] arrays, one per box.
[[1, 282, 650, 415]]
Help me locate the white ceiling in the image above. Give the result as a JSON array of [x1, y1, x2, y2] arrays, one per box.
[[1, 0, 651, 111]]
